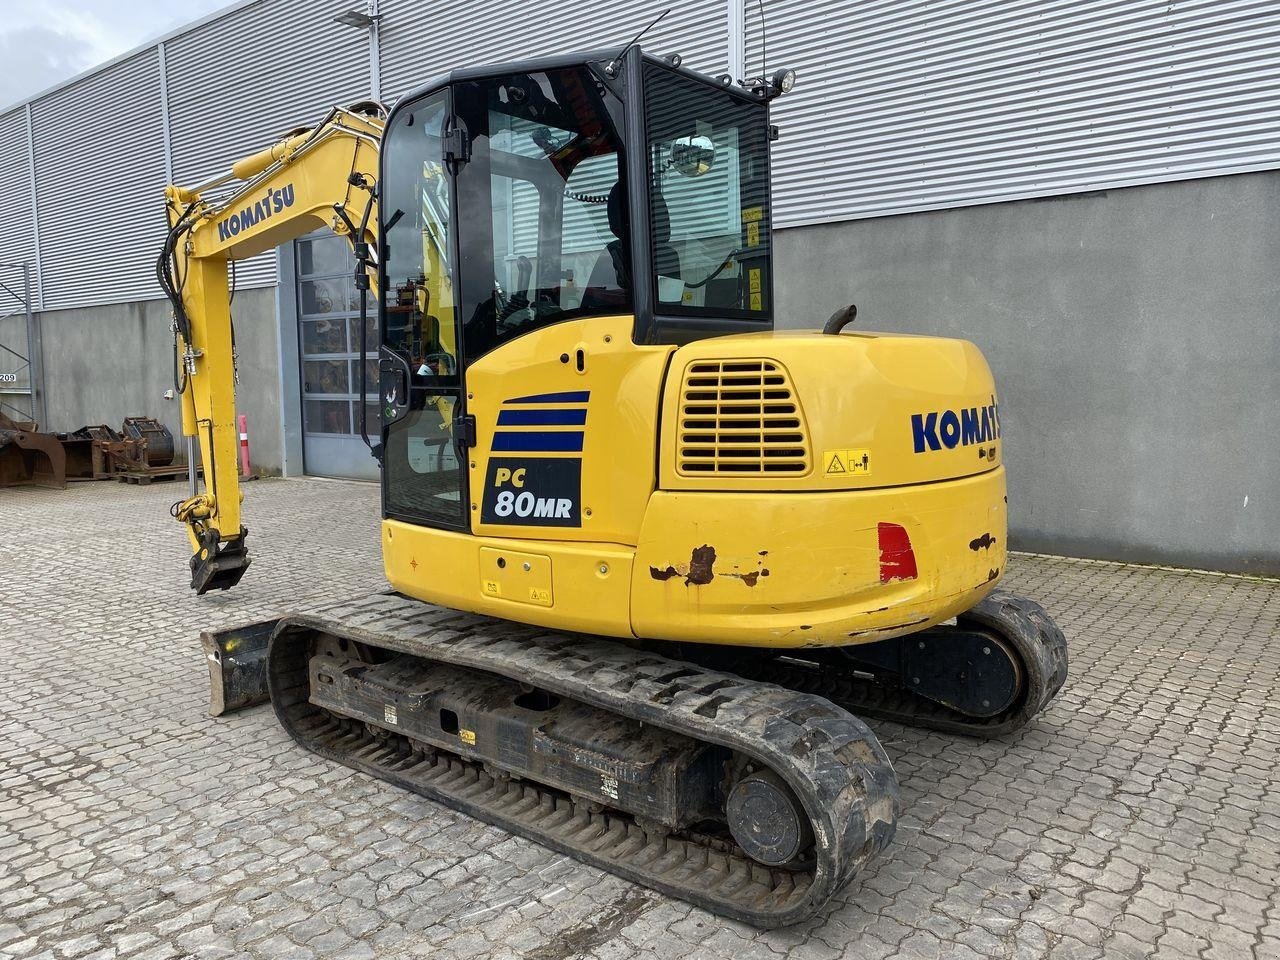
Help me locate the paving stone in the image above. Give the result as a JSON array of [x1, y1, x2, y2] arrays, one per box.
[[0, 479, 1276, 960]]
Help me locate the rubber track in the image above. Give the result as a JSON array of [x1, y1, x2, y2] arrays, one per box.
[[266, 592, 899, 927], [735, 589, 1069, 738]]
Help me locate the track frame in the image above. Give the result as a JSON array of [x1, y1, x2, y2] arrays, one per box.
[[266, 592, 899, 926]]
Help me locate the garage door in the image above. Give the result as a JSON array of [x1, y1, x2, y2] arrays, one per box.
[[295, 232, 380, 480]]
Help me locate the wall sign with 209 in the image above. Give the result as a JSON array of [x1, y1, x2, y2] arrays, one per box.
[[0, 373, 16, 383]]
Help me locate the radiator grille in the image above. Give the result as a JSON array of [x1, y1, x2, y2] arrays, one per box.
[[677, 360, 810, 476]]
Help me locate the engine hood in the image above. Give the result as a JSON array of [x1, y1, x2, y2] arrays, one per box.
[[659, 330, 1002, 492]]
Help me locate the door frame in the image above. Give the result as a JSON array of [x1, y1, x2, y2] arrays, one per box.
[[276, 243, 304, 477], [289, 230, 381, 481], [378, 83, 473, 532]]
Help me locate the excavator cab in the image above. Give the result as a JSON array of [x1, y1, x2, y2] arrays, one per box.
[[375, 48, 777, 528]]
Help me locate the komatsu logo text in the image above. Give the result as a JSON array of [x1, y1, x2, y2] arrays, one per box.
[[911, 399, 1001, 453], [217, 184, 296, 242]]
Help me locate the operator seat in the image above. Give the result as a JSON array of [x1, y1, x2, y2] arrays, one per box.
[[581, 182, 680, 309]]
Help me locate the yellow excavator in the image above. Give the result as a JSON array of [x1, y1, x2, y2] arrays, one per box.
[[161, 46, 1067, 926]]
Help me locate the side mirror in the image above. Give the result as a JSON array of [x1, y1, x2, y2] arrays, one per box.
[[670, 135, 715, 177]]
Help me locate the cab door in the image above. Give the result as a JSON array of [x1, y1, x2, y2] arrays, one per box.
[[378, 88, 471, 530]]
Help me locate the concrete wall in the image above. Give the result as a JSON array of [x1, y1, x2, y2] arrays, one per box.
[[31, 288, 286, 475], [0, 313, 36, 421], [775, 170, 1280, 576]]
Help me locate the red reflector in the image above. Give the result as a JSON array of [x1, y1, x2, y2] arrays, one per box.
[[878, 522, 918, 583]]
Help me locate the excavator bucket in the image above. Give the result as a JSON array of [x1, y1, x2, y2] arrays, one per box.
[[201, 618, 278, 716], [0, 414, 67, 488]]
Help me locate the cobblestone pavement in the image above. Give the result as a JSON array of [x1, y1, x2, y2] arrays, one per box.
[[1, 478, 1278, 960]]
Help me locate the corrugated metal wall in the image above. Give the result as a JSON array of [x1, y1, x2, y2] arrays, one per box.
[[0, 108, 38, 310], [31, 49, 167, 310], [380, 0, 731, 266], [3, 0, 1279, 310], [165, 0, 370, 289], [751, 0, 1280, 226], [377, 0, 730, 103]]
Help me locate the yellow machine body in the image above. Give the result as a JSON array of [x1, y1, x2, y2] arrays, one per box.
[[164, 96, 1007, 650], [381, 316, 1007, 648]]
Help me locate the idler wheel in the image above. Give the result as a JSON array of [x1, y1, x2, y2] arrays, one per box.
[[726, 769, 813, 867]]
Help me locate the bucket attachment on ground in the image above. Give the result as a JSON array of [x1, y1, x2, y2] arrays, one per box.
[[201, 618, 278, 716], [0, 413, 67, 488]]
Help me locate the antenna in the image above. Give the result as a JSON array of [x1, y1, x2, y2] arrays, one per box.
[[756, 0, 768, 84], [606, 8, 671, 76]]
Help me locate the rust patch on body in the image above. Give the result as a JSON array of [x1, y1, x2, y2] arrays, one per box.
[[969, 532, 997, 552], [986, 567, 1000, 582], [686, 545, 717, 585], [656, 547, 768, 587]]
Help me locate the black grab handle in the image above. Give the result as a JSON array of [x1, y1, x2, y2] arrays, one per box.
[[822, 303, 858, 335]]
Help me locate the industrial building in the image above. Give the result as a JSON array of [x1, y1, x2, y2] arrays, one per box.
[[1, 0, 1276, 574]]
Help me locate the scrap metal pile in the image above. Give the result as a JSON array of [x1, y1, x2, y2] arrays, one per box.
[[0, 413, 65, 488], [0, 414, 189, 488]]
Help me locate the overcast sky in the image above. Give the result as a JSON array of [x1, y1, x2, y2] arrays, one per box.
[[1, 0, 229, 109]]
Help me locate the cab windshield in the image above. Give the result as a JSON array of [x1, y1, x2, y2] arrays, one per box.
[[452, 66, 631, 362], [644, 64, 773, 320]]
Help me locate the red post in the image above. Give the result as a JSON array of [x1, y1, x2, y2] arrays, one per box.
[[237, 413, 251, 477]]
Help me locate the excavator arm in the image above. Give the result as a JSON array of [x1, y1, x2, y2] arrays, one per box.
[[159, 105, 385, 593]]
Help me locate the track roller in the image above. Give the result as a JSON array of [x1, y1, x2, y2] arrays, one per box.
[[727, 769, 814, 868]]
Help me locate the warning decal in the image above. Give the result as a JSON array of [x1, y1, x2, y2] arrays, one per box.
[[823, 449, 872, 477]]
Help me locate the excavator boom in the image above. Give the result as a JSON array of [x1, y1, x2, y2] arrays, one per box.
[[160, 105, 384, 592]]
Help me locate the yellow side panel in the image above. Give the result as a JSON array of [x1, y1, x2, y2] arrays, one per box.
[[631, 467, 1008, 647], [383, 519, 636, 638], [478, 547, 553, 607], [464, 316, 672, 545], [660, 331, 1003, 492]]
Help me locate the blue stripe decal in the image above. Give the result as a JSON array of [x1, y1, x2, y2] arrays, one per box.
[[497, 409, 588, 426], [505, 391, 590, 405], [492, 431, 585, 452]]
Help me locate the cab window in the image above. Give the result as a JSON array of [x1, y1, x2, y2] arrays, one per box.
[[380, 93, 460, 387], [644, 65, 773, 320], [454, 66, 631, 361]]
